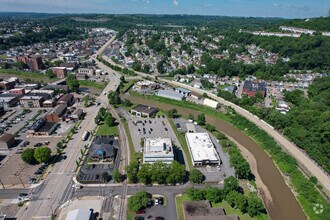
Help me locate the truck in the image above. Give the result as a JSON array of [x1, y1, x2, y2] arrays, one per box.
[[82, 131, 90, 141]]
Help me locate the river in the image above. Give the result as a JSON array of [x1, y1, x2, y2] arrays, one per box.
[[122, 94, 306, 220]]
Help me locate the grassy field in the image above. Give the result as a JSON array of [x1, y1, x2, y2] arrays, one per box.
[[79, 80, 106, 89], [0, 69, 56, 83], [175, 194, 268, 220], [168, 118, 193, 170], [96, 123, 118, 136], [123, 119, 142, 162]]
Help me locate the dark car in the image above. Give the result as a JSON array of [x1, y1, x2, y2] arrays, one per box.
[[136, 209, 146, 214], [158, 197, 164, 205], [19, 193, 28, 197], [34, 170, 42, 175], [164, 128, 168, 131], [135, 217, 144, 220], [155, 217, 164, 220]]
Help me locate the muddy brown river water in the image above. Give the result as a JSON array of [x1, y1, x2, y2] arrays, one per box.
[[123, 94, 306, 220]]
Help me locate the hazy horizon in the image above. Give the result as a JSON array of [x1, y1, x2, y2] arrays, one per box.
[[0, 0, 329, 19]]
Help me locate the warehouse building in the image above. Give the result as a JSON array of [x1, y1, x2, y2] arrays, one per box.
[[175, 87, 192, 97], [157, 89, 185, 101], [130, 104, 158, 118], [185, 133, 221, 166], [203, 98, 220, 109], [143, 138, 174, 164]]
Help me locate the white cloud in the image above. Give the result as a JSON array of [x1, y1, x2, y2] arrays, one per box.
[[173, 0, 179, 6]]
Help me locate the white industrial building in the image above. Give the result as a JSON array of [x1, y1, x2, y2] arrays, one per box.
[[185, 133, 221, 166], [157, 90, 185, 101], [143, 138, 174, 164], [203, 98, 220, 109]]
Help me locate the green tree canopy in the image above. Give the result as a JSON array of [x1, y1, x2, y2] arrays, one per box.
[[21, 148, 37, 165], [196, 113, 206, 126], [189, 169, 204, 184], [65, 74, 80, 92], [128, 190, 151, 212], [224, 176, 239, 194], [34, 147, 51, 163], [112, 169, 122, 183]]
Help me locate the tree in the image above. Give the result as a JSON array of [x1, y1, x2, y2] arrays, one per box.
[[226, 191, 247, 212], [13, 61, 28, 70], [102, 172, 110, 182], [205, 187, 224, 203], [196, 114, 206, 126], [224, 176, 239, 194], [123, 99, 133, 107], [108, 91, 121, 105], [21, 149, 37, 165], [112, 169, 122, 183], [126, 160, 139, 183], [205, 123, 216, 132], [128, 190, 151, 212], [66, 74, 80, 92], [120, 75, 126, 83], [137, 163, 152, 185], [150, 161, 169, 184], [189, 169, 204, 184], [167, 161, 186, 184], [188, 114, 194, 121], [105, 113, 116, 127], [168, 108, 179, 118], [246, 196, 266, 217], [34, 147, 51, 163], [186, 187, 205, 201], [46, 69, 55, 79]]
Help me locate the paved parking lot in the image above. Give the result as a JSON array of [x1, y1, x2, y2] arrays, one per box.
[[118, 109, 181, 153], [0, 136, 62, 189], [174, 118, 235, 183]]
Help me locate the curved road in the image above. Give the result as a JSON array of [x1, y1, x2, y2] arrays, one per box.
[[100, 50, 330, 193]]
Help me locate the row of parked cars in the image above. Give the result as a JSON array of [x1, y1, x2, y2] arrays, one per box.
[[34, 163, 49, 175]]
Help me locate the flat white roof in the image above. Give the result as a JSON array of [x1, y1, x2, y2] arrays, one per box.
[[185, 133, 220, 162], [145, 138, 172, 154]]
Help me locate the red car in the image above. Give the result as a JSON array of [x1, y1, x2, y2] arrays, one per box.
[[136, 209, 146, 215]]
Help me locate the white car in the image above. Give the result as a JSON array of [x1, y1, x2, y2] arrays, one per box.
[[154, 198, 159, 206]]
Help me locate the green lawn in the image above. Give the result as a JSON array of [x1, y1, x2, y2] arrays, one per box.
[[176, 194, 190, 220], [0, 69, 56, 83], [175, 194, 268, 220], [168, 118, 193, 170], [79, 80, 106, 90], [96, 123, 118, 136]]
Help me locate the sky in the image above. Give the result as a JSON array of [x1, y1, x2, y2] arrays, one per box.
[[0, 0, 329, 18]]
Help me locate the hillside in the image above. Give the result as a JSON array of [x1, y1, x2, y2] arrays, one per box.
[[281, 17, 330, 32]]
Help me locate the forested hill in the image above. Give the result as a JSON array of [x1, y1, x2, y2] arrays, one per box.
[[275, 76, 330, 173], [281, 17, 330, 31]]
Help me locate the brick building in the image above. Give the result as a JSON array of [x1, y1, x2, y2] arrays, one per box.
[[51, 67, 67, 79], [16, 55, 44, 71]]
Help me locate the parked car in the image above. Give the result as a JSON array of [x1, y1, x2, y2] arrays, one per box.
[[28, 178, 37, 184], [135, 217, 144, 220], [154, 198, 159, 206], [136, 209, 146, 214], [155, 217, 164, 220]]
